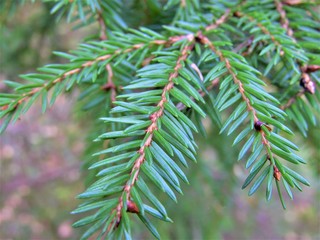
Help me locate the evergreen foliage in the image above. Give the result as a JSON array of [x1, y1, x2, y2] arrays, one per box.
[[1, 0, 319, 239]]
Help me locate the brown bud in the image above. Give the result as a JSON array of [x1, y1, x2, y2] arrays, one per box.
[[300, 73, 315, 94], [194, 35, 202, 43], [305, 65, 320, 73], [234, 11, 242, 18], [127, 200, 139, 214], [273, 166, 281, 181], [254, 121, 264, 131]]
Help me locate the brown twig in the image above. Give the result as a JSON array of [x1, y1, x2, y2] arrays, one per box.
[[274, 0, 294, 38], [205, 9, 230, 32], [101, 64, 117, 104], [96, 11, 118, 104], [108, 35, 195, 232], [97, 11, 107, 40], [280, 90, 304, 110]]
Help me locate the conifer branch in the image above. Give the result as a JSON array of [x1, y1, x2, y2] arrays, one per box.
[[0, 36, 183, 130], [108, 35, 195, 232], [1, 2, 316, 238], [198, 33, 280, 180], [198, 33, 257, 122], [1, 46, 139, 114], [273, 0, 316, 96], [236, 5, 316, 125], [235, 11, 285, 56], [271, 1, 318, 110], [1, 6, 237, 121]]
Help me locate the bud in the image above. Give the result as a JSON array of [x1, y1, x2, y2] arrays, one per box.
[[127, 200, 139, 214], [300, 73, 315, 94], [254, 121, 272, 132], [254, 121, 263, 131], [273, 166, 281, 181], [305, 65, 320, 73]]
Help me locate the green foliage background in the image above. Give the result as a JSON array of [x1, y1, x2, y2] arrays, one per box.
[[0, 1, 319, 239]]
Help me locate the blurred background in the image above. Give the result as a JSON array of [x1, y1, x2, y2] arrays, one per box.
[[0, 2, 319, 239]]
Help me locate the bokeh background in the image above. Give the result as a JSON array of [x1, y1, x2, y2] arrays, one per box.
[[0, 2, 319, 239]]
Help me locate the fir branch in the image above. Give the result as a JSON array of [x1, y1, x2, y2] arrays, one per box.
[[1, 2, 317, 238], [198, 32, 287, 182], [198, 33, 258, 122], [1, 45, 139, 113], [235, 11, 285, 56], [273, 0, 317, 96], [108, 35, 195, 232], [197, 31, 310, 205], [3, 66, 83, 111], [1, 35, 184, 132], [272, 1, 318, 113]]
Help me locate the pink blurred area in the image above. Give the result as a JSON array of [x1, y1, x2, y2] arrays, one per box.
[[0, 95, 84, 239]]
